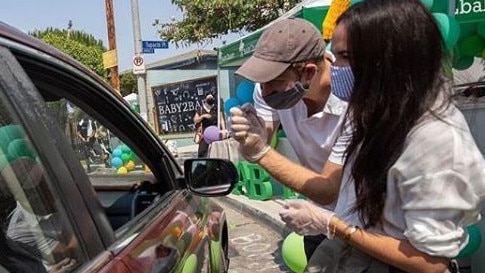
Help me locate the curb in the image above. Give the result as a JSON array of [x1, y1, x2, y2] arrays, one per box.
[[218, 195, 292, 237]]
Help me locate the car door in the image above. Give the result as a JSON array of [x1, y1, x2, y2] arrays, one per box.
[[0, 45, 107, 272], [0, 28, 229, 273]]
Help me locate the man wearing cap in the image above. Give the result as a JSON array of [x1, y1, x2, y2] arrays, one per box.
[[231, 17, 349, 260]]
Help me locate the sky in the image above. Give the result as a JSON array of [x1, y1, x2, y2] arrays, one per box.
[[0, 0, 240, 72]]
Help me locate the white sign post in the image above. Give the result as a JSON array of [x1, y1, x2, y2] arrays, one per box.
[[132, 54, 146, 74]]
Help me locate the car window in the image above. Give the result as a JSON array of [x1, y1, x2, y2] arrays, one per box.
[[45, 98, 161, 225], [0, 100, 82, 272], [45, 99, 151, 177]]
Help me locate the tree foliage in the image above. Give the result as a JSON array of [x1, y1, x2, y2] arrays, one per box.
[[120, 72, 138, 97], [154, 0, 302, 46], [30, 28, 107, 78]]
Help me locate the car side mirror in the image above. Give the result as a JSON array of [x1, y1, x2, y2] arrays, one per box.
[[183, 158, 238, 196]]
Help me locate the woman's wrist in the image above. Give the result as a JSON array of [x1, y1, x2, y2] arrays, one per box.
[[327, 216, 360, 242]]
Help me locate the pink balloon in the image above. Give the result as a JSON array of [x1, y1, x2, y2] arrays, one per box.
[[203, 125, 220, 144]]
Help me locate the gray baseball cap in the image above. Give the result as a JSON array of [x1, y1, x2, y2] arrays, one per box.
[[236, 18, 326, 83]]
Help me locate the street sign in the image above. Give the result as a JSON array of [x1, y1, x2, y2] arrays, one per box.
[[142, 48, 155, 54], [142, 40, 169, 49], [102, 49, 118, 69], [132, 55, 146, 75]]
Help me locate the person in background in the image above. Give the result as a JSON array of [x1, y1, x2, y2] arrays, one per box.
[[234, 0, 485, 271], [231, 17, 349, 260], [76, 115, 97, 171], [193, 94, 217, 158]]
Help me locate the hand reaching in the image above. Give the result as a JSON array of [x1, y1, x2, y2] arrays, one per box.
[[202, 113, 212, 119], [229, 104, 270, 162], [279, 200, 335, 236], [49, 258, 76, 273]]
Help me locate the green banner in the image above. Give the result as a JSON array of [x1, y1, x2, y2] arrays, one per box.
[[218, 31, 262, 67], [455, 0, 485, 23]]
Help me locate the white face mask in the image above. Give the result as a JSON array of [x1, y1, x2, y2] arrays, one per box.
[[330, 65, 355, 102], [262, 82, 308, 110]]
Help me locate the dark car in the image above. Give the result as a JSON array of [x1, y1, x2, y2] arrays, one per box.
[[0, 21, 237, 273]]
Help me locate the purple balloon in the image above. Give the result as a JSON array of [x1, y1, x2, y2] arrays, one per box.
[[203, 125, 220, 144]]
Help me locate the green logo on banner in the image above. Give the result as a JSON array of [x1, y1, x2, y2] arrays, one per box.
[[455, 0, 485, 23]]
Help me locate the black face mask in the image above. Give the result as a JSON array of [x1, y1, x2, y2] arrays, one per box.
[[206, 98, 215, 106], [262, 82, 308, 110]]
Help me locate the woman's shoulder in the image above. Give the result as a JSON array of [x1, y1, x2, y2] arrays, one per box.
[[408, 104, 468, 144]]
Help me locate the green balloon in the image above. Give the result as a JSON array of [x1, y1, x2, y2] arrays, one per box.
[[276, 128, 287, 138], [7, 139, 35, 159], [482, 48, 485, 59], [350, 0, 363, 5], [181, 254, 198, 273], [121, 152, 131, 163], [456, 225, 482, 258], [459, 23, 477, 41], [420, 0, 433, 9], [453, 55, 475, 70], [431, 0, 448, 13], [120, 144, 131, 153], [282, 232, 307, 273], [209, 240, 222, 272], [459, 35, 485, 57], [0, 125, 24, 152], [478, 22, 485, 39], [433, 13, 460, 51], [270, 133, 279, 149]]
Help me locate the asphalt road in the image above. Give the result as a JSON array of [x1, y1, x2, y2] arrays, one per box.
[[219, 199, 291, 273]]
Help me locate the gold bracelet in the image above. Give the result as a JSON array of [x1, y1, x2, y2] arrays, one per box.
[[343, 225, 359, 241], [328, 217, 338, 240]]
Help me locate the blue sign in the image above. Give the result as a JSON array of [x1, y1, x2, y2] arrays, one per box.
[[142, 48, 155, 54], [142, 40, 169, 49]]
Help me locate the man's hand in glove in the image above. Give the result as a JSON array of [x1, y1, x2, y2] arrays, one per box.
[[229, 104, 270, 162], [279, 200, 335, 236]]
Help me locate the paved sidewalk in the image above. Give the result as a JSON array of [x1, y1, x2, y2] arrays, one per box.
[[219, 194, 291, 236]]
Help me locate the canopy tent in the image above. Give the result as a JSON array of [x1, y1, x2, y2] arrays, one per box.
[[123, 93, 138, 104], [218, 0, 332, 67]]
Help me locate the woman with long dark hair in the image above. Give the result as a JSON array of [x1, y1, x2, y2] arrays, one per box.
[[230, 0, 485, 271], [293, 0, 485, 272], [242, 0, 485, 272]]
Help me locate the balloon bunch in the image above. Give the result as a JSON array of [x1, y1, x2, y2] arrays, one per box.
[[110, 144, 137, 174], [223, 79, 255, 117], [418, 1, 485, 70], [351, 0, 485, 71], [223, 80, 284, 148], [0, 125, 36, 171], [209, 79, 256, 145]]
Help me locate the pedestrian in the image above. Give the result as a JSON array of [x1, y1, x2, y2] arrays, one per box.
[[279, 0, 485, 272], [193, 94, 217, 158], [232, 17, 349, 260], [76, 114, 97, 171]]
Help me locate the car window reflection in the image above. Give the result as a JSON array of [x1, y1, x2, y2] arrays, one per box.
[[0, 118, 82, 272]]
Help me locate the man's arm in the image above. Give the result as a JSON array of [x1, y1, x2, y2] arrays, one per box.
[[75, 127, 85, 142], [258, 149, 342, 205], [230, 105, 342, 206], [193, 109, 210, 124]]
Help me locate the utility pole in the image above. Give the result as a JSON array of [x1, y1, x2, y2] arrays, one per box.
[[105, 0, 120, 93], [131, 0, 148, 121]]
